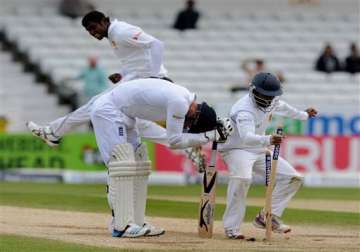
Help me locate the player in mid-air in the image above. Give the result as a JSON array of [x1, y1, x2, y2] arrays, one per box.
[[26, 10, 206, 237], [27, 10, 171, 148], [89, 77, 232, 238], [219, 72, 317, 239]]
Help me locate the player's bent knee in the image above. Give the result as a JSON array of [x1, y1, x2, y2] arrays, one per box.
[[291, 175, 304, 186], [229, 175, 252, 182]]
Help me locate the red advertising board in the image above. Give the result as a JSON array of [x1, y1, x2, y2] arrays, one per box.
[[155, 143, 227, 172], [282, 136, 359, 173], [154, 136, 360, 175]]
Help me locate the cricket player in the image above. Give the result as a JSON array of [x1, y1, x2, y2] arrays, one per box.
[[26, 9, 208, 195], [219, 72, 317, 239], [89, 77, 232, 238], [26, 10, 205, 238], [27, 10, 171, 147], [27, 11, 207, 167]]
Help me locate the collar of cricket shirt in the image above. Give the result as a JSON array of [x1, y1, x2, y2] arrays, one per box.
[[108, 19, 119, 38]]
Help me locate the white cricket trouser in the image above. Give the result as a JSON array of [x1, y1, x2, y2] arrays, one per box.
[[49, 93, 101, 138], [221, 149, 303, 232], [48, 92, 169, 147], [90, 95, 140, 164]]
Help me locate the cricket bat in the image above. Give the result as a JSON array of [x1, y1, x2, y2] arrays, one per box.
[[198, 141, 218, 238], [264, 126, 283, 241]]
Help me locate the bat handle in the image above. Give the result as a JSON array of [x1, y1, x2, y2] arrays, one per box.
[[209, 141, 217, 167], [272, 126, 283, 161], [211, 141, 217, 150]]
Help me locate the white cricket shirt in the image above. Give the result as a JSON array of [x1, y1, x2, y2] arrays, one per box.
[[109, 78, 210, 149], [107, 19, 167, 81], [219, 94, 309, 152]]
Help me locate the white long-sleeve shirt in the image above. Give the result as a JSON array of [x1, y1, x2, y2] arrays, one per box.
[[107, 19, 167, 82], [109, 78, 211, 149], [219, 94, 308, 152]]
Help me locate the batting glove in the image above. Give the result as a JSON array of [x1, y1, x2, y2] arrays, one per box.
[[185, 147, 206, 173], [216, 117, 233, 143]]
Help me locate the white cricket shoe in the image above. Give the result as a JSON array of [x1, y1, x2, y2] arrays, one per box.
[[253, 210, 291, 234], [109, 219, 163, 237], [272, 215, 291, 233], [143, 222, 165, 236], [26, 121, 61, 147], [225, 229, 245, 239], [112, 223, 150, 238]]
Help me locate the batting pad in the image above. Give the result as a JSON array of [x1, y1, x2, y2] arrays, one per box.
[[108, 143, 151, 231], [134, 144, 151, 226]]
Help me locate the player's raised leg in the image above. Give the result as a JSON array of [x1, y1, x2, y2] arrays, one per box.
[[26, 94, 100, 147], [26, 121, 61, 147]]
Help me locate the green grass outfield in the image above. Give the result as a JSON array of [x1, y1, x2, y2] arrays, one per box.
[[0, 234, 124, 252], [0, 234, 169, 252], [0, 182, 359, 226], [0, 234, 189, 252], [1, 182, 359, 252]]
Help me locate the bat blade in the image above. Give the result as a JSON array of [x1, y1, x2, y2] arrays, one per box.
[[264, 150, 273, 241], [264, 127, 283, 241], [198, 141, 217, 238]]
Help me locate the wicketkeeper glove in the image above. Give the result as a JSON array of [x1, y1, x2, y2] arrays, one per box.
[[185, 147, 206, 173], [216, 117, 233, 142], [204, 117, 233, 143]]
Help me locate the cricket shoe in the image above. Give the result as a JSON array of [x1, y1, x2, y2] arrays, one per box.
[[225, 229, 245, 239], [143, 222, 165, 236], [26, 121, 61, 147], [253, 211, 291, 234], [112, 223, 150, 238], [109, 218, 164, 237]]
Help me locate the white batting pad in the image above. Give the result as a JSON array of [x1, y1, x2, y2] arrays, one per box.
[[108, 143, 151, 231], [134, 144, 151, 226], [110, 143, 135, 163], [108, 172, 135, 231]]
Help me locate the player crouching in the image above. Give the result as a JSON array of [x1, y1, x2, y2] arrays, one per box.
[[90, 78, 232, 238], [219, 72, 317, 239]]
